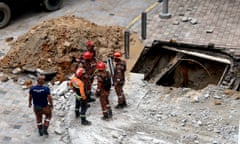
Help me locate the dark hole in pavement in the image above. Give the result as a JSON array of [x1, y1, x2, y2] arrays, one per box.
[[132, 42, 230, 90]]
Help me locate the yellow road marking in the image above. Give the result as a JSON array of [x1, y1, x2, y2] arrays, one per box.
[[126, 2, 159, 29]]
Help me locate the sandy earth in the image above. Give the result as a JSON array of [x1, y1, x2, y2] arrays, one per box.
[[0, 16, 141, 82]]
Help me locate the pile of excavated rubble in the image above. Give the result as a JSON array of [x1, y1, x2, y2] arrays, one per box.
[[0, 16, 138, 82]]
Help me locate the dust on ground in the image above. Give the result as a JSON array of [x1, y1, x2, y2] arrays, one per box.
[[0, 15, 139, 81]]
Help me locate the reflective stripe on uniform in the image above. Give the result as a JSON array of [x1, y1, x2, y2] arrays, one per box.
[[75, 94, 82, 98], [37, 122, 42, 126], [103, 110, 108, 113], [45, 118, 50, 122], [80, 114, 86, 118]]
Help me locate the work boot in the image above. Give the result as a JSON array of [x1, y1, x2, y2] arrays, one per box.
[[81, 119, 91, 125], [108, 109, 113, 118], [122, 101, 127, 107], [43, 126, 49, 135], [87, 97, 96, 103], [38, 128, 43, 136], [101, 115, 109, 121], [115, 103, 124, 109], [75, 111, 80, 118]]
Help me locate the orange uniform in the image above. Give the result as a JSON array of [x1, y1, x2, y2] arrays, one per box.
[[69, 75, 91, 125]]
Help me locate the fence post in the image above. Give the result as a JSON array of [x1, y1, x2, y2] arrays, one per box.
[[124, 30, 130, 59], [141, 12, 147, 40], [159, 0, 171, 19]]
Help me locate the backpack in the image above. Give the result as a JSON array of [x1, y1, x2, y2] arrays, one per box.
[[102, 71, 112, 91]]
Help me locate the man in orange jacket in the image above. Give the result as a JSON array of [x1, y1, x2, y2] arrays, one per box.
[[69, 68, 91, 125]]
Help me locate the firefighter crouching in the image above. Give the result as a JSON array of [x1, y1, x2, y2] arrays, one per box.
[[113, 52, 127, 109], [95, 61, 113, 120], [69, 68, 91, 125]]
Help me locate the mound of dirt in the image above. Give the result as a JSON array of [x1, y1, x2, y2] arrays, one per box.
[[0, 15, 139, 81]]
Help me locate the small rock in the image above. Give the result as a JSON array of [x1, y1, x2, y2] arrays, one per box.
[[194, 140, 199, 144], [55, 128, 63, 135], [173, 21, 180, 25], [22, 85, 28, 89], [214, 128, 221, 133], [57, 112, 65, 117], [190, 18, 198, 25], [178, 13, 184, 16], [64, 41, 71, 47], [5, 37, 14, 42], [12, 67, 22, 74], [235, 95, 240, 100], [206, 29, 214, 33], [192, 96, 199, 103], [182, 17, 188, 22], [0, 75, 9, 82], [214, 100, 221, 105], [224, 89, 235, 95], [213, 95, 222, 99], [197, 120, 202, 126]]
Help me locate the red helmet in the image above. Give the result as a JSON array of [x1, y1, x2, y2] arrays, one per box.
[[75, 68, 85, 77], [83, 51, 92, 60], [114, 52, 122, 58], [97, 61, 106, 70], [86, 40, 94, 47]]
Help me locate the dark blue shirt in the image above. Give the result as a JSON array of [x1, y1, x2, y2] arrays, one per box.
[[29, 85, 50, 107]]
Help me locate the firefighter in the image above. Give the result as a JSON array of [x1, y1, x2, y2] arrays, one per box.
[[95, 61, 113, 120], [74, 40, 97, 69], [81, 51, 96, 103], [113, 51, 127, 109], [69, 68, 91, 125], [28, 75, 53, 136], [78, 40, 97, 64], [86, 40, 96, 58]]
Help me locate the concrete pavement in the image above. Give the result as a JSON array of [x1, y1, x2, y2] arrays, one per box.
[[130, 0, 240, 55]]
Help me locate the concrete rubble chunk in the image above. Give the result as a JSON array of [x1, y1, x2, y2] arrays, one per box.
[[181, 17, 188, 22], [55, 127, 64, 135], [0, 75, 9, 82], [12, 67, 22, 74], [214, 100, 221, 105], [206, 29, 214, 33], [64, 41, 71, 47], [190, 18, 198, 25], [52, 81, 69, 96], [173, 21, 180, 25]]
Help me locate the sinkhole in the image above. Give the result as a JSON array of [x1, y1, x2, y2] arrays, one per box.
[[131, 41, 231, 90]]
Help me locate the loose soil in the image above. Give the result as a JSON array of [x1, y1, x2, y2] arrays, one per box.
[[0, 15, 139, 81]]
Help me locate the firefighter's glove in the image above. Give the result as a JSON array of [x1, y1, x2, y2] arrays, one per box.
[[76, 95, 81, 101]]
